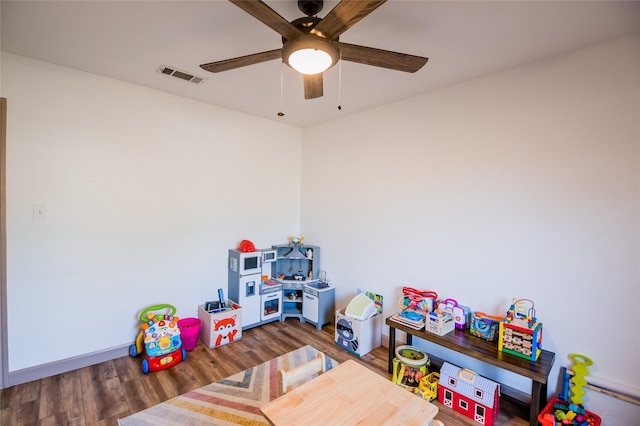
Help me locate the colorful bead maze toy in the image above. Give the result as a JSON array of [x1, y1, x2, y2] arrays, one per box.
[[129, 304, 186, 373], [498, 298, 543, 361]]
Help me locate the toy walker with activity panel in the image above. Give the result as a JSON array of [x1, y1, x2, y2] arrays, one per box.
[[129, 304, 186, 373]]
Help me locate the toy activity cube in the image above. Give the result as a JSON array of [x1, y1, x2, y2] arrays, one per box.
[[498, 298, 543, 361], [499, 321, 543, 361]]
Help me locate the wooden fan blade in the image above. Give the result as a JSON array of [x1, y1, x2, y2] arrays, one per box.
[[311, 0, 387, 40], [229, 0, 303, 40], [200, 49, 282, 73], [337, 42, 428, 73], [304, 73, 323, 99]]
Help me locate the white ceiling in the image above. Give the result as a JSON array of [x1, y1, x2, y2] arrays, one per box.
[[2, 1, 640, 128]]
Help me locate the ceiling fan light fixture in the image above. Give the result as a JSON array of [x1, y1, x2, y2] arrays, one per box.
[[282, 36, 339, 75], [289, 48, 332, 74]]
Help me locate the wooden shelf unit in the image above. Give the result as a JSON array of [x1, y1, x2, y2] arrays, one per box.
[[386, 316, 555, 426]]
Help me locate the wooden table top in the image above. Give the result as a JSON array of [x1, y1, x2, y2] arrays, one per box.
[[261, 359, 438, 426]]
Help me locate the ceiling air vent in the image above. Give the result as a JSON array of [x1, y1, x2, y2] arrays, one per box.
[[157, 65, 206, 85]]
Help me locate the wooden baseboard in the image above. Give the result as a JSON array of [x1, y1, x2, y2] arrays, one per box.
[[6, 344, 130, 387]]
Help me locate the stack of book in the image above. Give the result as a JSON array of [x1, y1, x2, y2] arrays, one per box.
[[390, 309, 426, 330]]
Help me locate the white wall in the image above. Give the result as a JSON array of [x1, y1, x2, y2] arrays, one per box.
[[301, 34, 640, 424], [1, 53, 302, 372], [2, 32, 639, 423]]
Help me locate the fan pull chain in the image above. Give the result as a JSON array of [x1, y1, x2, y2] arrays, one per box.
[[337, 51, 342, 111], [277, 62, 285, 117]]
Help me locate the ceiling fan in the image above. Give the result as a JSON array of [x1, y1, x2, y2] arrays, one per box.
[[200, 0, 428, 100]]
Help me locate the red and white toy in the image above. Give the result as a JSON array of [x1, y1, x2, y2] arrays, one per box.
[[438, 362, 500, 426]]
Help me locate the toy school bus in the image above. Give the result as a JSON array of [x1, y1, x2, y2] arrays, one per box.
[[416, 372, 440, 401]]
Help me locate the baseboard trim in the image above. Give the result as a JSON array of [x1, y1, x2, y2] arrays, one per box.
[[381, 332, 389, 348], [6, 344, 130, 387], [6, 333, 393, 388]]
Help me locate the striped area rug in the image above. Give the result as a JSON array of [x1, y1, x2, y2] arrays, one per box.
[[118, 345, 337, 426]]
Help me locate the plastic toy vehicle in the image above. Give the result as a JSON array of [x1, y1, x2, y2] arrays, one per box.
[[416, 372, 440, 401], [129, 304, 186, 373]]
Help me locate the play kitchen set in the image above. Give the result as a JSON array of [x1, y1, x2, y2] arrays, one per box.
[[227, 237, 334, 331]]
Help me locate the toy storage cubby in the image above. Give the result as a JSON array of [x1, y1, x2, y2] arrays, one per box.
[[281, 282, 304, 320], [198, 300, 242, 348], [335, 291, 383, 357], [335, 307, 382, 356]]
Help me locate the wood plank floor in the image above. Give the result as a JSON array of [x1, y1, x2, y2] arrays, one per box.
[[1, 319, 529, 425]]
